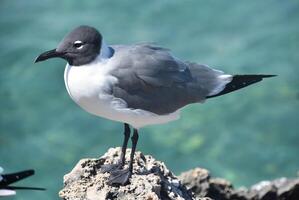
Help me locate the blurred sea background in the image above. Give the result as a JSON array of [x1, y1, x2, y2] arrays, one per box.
[[0, 0, 298, 199]]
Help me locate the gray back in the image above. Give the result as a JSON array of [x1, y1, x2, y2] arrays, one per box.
[[110, 44, 224, 115]]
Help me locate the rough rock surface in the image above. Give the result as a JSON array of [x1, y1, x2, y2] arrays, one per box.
[[179, 168, 299, 200], [59, 148, 299, 200], [59, 147, 197, 200]]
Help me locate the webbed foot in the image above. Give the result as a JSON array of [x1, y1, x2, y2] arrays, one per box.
[[100, 163, 123, 173], [107, 168, 132, 186]]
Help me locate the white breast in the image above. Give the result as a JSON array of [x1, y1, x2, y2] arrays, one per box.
[[64, 57, 118, 117], [64, 55, 180, 129]]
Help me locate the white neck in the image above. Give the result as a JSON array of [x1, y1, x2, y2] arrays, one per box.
[[99, 40, 113, 59]]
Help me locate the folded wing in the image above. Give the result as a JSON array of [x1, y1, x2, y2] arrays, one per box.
[[110, 44, 230, 115]]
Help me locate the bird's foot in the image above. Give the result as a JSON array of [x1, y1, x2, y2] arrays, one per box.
[[107, 168, 132, 186], [100, 162, 123, 173]]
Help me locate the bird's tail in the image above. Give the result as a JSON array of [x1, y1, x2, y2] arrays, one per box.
[[0, 170, 34, 188], [206, 74, 276, 98]]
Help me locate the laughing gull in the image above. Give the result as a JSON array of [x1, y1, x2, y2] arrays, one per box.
[[0, 166, 45, 196], [35, 25, 275, 185]]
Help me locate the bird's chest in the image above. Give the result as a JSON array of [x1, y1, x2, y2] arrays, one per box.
[[64, 64, 117, 113]]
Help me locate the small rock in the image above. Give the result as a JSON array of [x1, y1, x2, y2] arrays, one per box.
[[250, 181, 277, 200], [179, 168, 210, 197], [273, 177, 299, 199], [207, 178, 233, 200]]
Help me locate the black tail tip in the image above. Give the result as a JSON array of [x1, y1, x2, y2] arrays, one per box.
[[206, 74, 277, 99], [259, 74, 277, 78]]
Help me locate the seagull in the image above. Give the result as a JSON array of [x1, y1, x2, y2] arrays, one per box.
[[0, 166, 45, 196], [35, 25, 275, 185]]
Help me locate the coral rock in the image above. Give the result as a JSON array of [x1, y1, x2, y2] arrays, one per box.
[[59, 147, 195, 200]]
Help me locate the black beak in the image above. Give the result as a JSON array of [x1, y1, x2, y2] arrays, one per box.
[[34, 49, 65, 63]]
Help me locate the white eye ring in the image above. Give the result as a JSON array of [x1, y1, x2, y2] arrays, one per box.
[[74, 40, 84, 49]]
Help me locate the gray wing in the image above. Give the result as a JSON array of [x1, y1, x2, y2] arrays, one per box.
[[110, 44, 230, 115]]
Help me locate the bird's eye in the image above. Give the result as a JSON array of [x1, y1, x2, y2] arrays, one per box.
[[73, 41, 84, 49]]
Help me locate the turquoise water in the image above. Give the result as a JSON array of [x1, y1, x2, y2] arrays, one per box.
[[0, 0, 298, 199]]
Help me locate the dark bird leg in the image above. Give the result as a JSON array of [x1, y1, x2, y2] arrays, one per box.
[[101, 123, 130, 173], [108, 129, 139, 186]]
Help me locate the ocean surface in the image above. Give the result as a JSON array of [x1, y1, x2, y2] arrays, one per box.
[[0, 0, 298, 199]]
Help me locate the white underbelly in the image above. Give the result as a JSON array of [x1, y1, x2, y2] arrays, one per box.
[[64, 64, 180, 128]]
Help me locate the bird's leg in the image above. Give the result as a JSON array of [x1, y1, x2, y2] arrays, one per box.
[[101, 123, 130, 173], [107, 129, 139, 186], [119, 123, 131, 166], [128, 129, 139, 172]]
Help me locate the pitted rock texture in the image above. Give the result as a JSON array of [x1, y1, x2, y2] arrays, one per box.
[[59, 147, 196, 200], [59, 148, 299, 200]]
